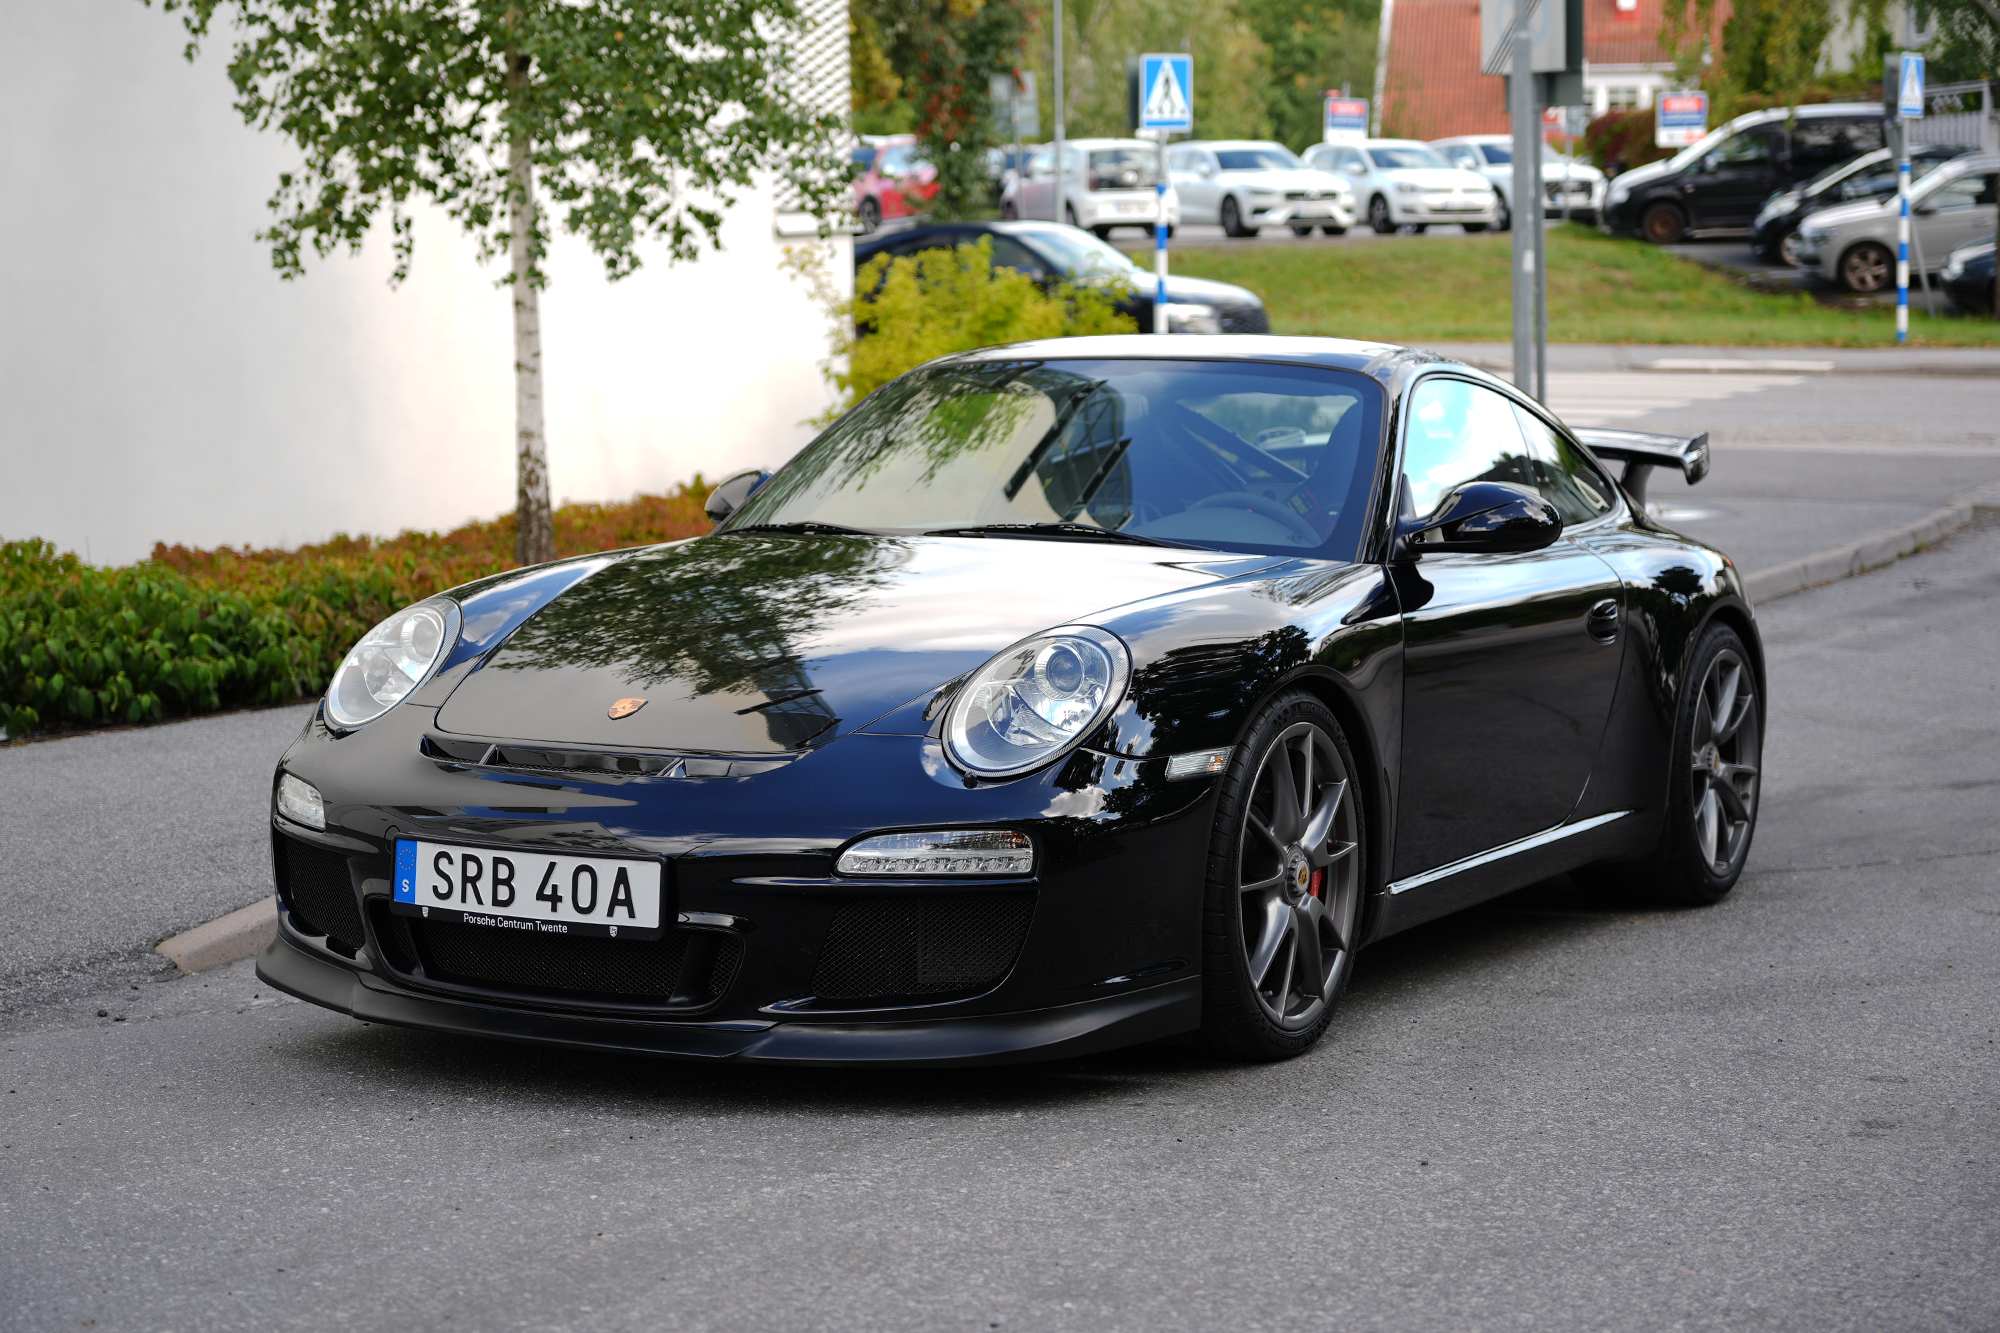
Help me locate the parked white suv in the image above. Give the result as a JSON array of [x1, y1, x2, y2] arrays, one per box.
[[1000, 138, 1180, 239], [1304, 139, 1500, 233], [1794, 153, 2000, 292], [1165, 140, 1355, 237], [1430, 135, 1604, 228]]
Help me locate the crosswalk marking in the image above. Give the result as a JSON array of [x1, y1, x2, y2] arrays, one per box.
[[1542, 372, 1805, 427]]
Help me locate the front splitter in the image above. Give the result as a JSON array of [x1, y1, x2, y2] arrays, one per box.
[[256, 933, 1201, 1067]]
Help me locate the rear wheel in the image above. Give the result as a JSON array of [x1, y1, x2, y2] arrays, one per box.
[[1641, 202, 1687, 244], [1199, 693, 1367, 1061], [1368, 195, 1395, 234], [857, 197, 881, 235], [1839, 241, 1893, 293], [1584, 624, 1761, 905], [1220, 196, 1258, 237]]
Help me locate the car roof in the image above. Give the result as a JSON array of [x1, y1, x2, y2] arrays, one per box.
[[949, 333, 1454, 379], [1178, 140, 1295, 151], [1359, 139, 1429, 149], [1430, 135, 1509, 145], [1728, 101, 1880, 130]]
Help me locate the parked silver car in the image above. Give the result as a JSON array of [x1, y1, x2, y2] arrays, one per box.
[[1430, 135, 1604, 229], [1794, 153, 2000, 293], [1000, 138, 1182, 240], [1165, 141, 1355, 237]]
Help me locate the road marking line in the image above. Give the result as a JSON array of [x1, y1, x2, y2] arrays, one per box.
[[1546, 372, 1805, 425]]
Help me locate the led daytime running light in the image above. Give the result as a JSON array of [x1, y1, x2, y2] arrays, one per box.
[[837, 830, 1035, 876]]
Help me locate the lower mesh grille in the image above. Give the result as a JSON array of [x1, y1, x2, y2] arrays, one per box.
[[409, 918, 742, 1006], [1218, 305, 1271, 335], [280, 838, 365, 951], [812, 893, 1034, 1000]]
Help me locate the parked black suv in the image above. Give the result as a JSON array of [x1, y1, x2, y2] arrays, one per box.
[[1603, 103, 1887, 243]]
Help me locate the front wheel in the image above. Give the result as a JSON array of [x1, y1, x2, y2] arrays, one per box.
[[1290, 224, 1315, 237], [1368, 195, 1395, 234], [1840, 241, 1892, 293], [1641, 202, 1687, 244], [857, 197, 881, 235], [1092, 224, 1114, 240], [1777, 226, 1804, 267], [1199, 692, 1367, 1061]]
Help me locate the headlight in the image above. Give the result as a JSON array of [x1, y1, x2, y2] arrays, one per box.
[[276, 772, 325, 830], [1608, 180, 1631, 205], [1942, 256, 1966, 280], [1801, 226, 1829, 243], [943, 627, 1130, 778], [324, 598, 460, 729], [1162, 302, 1223, 334], [1395, 181, 1421, 194]]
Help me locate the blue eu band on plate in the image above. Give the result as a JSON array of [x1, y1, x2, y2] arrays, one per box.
[[392, 840, 666, 940]]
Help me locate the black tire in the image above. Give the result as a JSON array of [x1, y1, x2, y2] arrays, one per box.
[[857, 197, 881, 235], [1409, 224, 1429, 234], [1463, 222, 1489, 233], [1777, 226, 1803, 267], [1494, 197, 1512, 232], [1199, 691, 1367, 1061], [1321, 225, 1346, 236], [1092, 224, 1114, 240], [1220, 196, 1258, 238], [1641, 201, 1687, 244], [1585, 623, 1762, 906], [1065, 203, 1080, 228], [1000, 200, 1019, 220], [1368, 195, 1395, 234], [1290, 224, 1315, 237], [1839, 241, 1893, 294]]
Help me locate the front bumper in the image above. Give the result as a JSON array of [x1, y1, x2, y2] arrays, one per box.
[[259, 930, 1201, 1066], [1250, 198, 1356, 227], [1392, 195, 1498, 224], [1081, 197, 1180, 228]]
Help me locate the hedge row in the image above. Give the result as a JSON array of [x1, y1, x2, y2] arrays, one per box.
[[3, 482, 713, 741]]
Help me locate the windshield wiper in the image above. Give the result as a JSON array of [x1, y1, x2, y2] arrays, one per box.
[[925, 522, 1193, 548], [718, 522, 876, 537]]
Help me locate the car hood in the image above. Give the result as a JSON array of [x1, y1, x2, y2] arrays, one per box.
[[1801, 196, 1892, 232], [1384, 168, 1489, 189], [1540, 161, 1603, 182], [434, 533, 1279, 754], [1225, 169, 1350, 193], [1144, 272, 1263, 306], [1608, 159, 1676, 192]]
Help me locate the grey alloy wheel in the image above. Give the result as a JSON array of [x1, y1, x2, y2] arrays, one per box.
[[1687, 644, 1761, 879], [1201, 692, 1367, 1060]]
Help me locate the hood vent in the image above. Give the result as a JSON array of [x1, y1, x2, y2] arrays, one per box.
[[420, 734, 790, 781]]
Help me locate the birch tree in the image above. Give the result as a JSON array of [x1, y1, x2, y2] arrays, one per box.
[[150, 1, 842, 564]]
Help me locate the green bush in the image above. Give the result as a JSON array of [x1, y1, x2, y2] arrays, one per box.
[[0, 539, 318, 740]]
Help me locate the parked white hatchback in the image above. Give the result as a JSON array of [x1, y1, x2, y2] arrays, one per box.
[[1430, 135, 1604, 228], [1793, 152, 2000, 292], [1304, 139, 1499, 233], [1001, 138, 1180, 239], [1165, 140, 1355, 237]]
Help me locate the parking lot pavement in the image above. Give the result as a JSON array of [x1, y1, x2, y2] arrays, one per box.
[[4, 520, 1997, 1333], [0, 704, 312, 1007]]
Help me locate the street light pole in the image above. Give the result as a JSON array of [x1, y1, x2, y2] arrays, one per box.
[[1509, 21, 1541, 401]]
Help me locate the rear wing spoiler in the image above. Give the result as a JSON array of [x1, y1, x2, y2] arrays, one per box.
[[1571, 428, 1711, 507]]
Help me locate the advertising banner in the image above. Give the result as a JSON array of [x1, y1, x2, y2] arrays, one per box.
[[1655, 92, 1709, 148], [1323, 96, 1369, 144]]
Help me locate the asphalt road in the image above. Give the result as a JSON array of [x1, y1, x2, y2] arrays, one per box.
[[4, 517, 1996, 1332]]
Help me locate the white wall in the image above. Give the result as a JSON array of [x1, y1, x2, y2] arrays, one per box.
[[0, 0, 849, 566]]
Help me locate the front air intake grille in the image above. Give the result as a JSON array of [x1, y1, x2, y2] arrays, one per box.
[[1218, 305, 1271, 335], [279, 838, 365, 953], [811, 893, 1034, 1000], [401, 917, 743, 1008]]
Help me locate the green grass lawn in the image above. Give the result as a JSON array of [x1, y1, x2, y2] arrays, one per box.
[[1132, 224, 2000, 347]]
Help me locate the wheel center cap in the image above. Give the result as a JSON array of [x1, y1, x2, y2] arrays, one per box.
[[1286, 848, 1310, 895], [1702, 744, 1724, 777]]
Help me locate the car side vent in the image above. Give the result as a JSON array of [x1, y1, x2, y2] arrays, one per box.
[[811, 893, 1034, 1001], [278, 837, 365, 955], [419, 734, 788, 780]]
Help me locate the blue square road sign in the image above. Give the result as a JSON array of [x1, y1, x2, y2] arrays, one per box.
[[1139, 53, 1194, 132]]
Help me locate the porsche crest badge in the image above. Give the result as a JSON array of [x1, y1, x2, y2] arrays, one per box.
[[608, 697, 648, 720]]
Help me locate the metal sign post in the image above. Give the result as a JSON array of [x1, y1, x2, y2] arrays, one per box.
[[1138, 55, 1193, 334], [1893, 52, 1926, 344], [1509, 22, 1541, 401], [1053, 0, 1064, 223]]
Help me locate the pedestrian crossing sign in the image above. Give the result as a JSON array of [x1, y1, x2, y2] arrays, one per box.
[[1139, 53, 1194, 131]]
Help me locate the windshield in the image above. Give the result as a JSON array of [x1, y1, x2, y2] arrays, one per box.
[[1667, 124, 1734, 171], [1475, 142, 1581, 166], [1367, 145, 1450, 171], [1088, 148, 1161, 188], [1029, 228, 1143, 279], [724, 359, 1385, 556], [1216, 146, 1305, 171]]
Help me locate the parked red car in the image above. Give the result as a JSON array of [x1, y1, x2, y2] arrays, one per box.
[[852, 136, 937, 234]]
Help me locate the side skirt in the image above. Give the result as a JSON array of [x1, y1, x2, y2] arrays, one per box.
[[1371, 811, 1633, 939]]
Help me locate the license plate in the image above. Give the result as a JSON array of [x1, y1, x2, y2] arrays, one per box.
[[1295, 202, 1334, 217], [393, 840, 666, 939]]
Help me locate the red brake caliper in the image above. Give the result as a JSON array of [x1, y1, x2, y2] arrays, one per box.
[[1308, 868, 1324, 900]]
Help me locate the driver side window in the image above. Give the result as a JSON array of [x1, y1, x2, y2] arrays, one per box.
[[1400, 379, 1538, 520]]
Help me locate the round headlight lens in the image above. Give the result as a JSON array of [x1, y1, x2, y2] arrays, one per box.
[[944, 628, 1130, 778], [325, 599, 459, 730]]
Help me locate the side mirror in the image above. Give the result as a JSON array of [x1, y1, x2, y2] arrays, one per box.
[[705, 468, 772, 524], [1199, 162, 1216, 179], [1401, 481, 1562, 555]]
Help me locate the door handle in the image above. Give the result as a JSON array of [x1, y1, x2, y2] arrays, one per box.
[[1586, 599, 1620, 644]]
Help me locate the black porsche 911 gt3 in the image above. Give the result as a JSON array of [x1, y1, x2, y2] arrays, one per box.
[[261, 336, 1762, 1065]]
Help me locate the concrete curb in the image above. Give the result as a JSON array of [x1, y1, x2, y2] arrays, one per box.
[[1746, 482, 2000, 604], [156, 896, 276, 974]]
